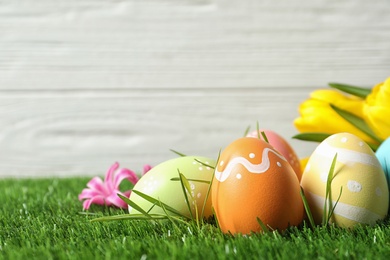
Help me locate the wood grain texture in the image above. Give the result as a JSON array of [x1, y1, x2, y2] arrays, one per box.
[[1, 0, 390, 177]]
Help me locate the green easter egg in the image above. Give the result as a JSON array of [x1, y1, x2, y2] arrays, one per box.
[[129, 156, 216, 220]]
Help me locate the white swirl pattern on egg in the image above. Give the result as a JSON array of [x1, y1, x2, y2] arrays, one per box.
[[215, 148, 286, 182]]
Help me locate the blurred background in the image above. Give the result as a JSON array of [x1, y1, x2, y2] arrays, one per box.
[[1, 0, 389, 177]]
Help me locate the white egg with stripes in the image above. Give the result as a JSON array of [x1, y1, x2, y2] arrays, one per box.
[[301, 132, 389, 227]]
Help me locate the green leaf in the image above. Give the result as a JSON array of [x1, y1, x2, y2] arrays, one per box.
[[132, 190, 191, 220], [293, 132, 379, 151], [292, 133, 331, 142], [256, 121, 261, 139], [330, 104, 383, 144], [329, 83, 371, 98]]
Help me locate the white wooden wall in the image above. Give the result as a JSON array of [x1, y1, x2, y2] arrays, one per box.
[[1, 0, 390, 178]]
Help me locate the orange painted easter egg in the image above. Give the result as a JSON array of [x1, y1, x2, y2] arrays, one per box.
[[212, 137, 304, 234]]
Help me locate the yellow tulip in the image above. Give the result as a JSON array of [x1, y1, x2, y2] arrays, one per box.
[[363, 77, 390, 140], [294, 89, 379, 145], [300, 157, 309, 174]]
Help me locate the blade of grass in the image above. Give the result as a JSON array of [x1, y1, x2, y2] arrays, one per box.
[[256, 217, 271, 235], [211, 206, 221, 231], [170, 177, 210, 184], [178, 170, 194, 220], [146, 202, 158, 214], [326, 186, 343, 224], [132, 190, 191, 220], [170, 149, 187, 157], [201, 150, 220, 220], [194, 158, 215, 169], [300, 187, 316, 229], [243, 126, 251, 137], [158, 200, 180, 231], [117, 193, 152, 218], [91, 214, 169, 222], [328, 83, 371, 98], [323, 153, 337, 226], [330, 104, 383, 144], [261, 131, 269, 143]]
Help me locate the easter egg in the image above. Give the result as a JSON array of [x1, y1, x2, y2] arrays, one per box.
[[247, 129, 302, 180], [129, 156, 216, 219], [376, 137, 390, 191], [376, 137, 390, 213], [301, 132, 389, 227], [212, 137, 304, 234]]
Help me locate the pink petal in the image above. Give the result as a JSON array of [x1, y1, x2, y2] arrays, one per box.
[[143, 165, 152, 175], [86, 177, 107, 194], [104, 162, 119, 189], [82, 199, 93, 210], [78, 188, 102, 201], [123, 190, 131, 197], [114, 168, 139, 187], [106, 192, 128, 209], [82, 195, 106, 210]]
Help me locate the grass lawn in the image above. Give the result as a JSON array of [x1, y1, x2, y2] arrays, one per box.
[[1, 177, 390, 259]]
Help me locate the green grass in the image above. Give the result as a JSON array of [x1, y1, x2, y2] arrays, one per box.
[[1, 178, 390, 259]]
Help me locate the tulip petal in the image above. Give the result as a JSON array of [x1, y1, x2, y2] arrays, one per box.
[[363, 78, 390, 140], [364, 106, 390, 140], [310, 89, 364, 118], [294, 98, 379, 144], [331, 104, 382, 143]]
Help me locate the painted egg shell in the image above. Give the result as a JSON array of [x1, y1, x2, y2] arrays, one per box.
[[129, 156, 216, 219], [376, 137, 390, 213], [212, 137, 304, 235], [301, 132, 389, 228], [247, 129, 302, 181]]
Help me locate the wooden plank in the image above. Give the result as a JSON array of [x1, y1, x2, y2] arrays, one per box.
[[0, 88, 318, 177], [1, 0, 390, 90], [0, 0, 389, 177]]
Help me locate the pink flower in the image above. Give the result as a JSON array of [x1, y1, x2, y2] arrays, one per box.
[[78, 162, 152, 210]]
